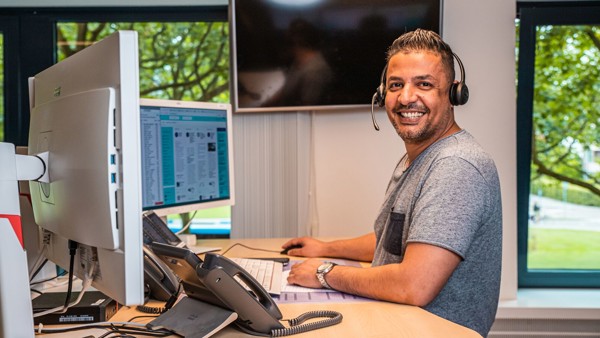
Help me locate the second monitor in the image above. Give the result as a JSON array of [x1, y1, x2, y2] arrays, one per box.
[[139, 99, 235, 219]]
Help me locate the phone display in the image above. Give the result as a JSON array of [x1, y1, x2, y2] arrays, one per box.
[[142, 211, 184, 247]]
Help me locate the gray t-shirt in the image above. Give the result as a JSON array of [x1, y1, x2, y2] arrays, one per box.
[[372, 130, 502, 337]]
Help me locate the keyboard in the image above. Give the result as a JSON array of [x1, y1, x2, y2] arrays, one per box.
[[231, 258, 283, 295]]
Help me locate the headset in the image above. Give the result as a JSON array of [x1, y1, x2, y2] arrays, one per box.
[[370, 52, 469, 131]]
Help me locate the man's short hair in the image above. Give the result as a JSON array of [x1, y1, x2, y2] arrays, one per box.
[[386, 29, 455, 85]]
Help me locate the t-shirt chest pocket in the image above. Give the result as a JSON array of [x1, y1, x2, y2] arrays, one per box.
[[382, 211, 407, 256]]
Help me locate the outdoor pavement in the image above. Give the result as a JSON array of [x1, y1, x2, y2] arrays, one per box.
[[529, 195, 600, 232]]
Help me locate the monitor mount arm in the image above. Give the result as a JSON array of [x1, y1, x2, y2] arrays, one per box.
[[0, 142, 47, 338]]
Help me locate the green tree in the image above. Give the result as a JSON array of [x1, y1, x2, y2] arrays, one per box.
[[57, 22, 229, 103], [532, 25, 600, 199]]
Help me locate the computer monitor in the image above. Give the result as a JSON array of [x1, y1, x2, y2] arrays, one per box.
[[27, 31, 144, 306], [139, 98, 235, 218]]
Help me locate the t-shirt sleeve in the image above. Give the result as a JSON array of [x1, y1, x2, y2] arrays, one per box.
[[406, 156, 490, 258]]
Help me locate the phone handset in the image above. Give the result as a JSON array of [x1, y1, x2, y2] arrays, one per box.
[[198, 253, 284, 334], [202, 253, 281, 315], [199, 253, 343, 337], [147, 242, 343, 336]]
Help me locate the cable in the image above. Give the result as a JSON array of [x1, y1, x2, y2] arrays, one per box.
[[35, 321, 175, 337], [30, 269, 68, 287], [33, 249, 96, 318], [127, 314, 161, 322], [232, 310, 343, 337], [220, 242, 281, 256], [63, 240, 79, 309], [175, 210, 198, 235], [136, 283, 181, 315], [29, 258, 48, 282], [33, 278, 92, 317], [30, 270, 70, 295], [136, 304, 168, 315], [271, 310, 343, 337], [29, 231, 54, 282]]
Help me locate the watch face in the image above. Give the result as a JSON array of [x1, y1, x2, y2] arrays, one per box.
[[318, 262, 333, 273]]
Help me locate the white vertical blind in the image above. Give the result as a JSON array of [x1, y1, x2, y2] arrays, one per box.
[[230, 112, 312, 238]]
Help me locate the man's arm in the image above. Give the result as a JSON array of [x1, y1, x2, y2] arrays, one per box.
[[287, 242, 461, 307], [282, 233, 376, 262]]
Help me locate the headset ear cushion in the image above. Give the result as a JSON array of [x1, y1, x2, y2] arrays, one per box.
[[450, 82, 469, 106]]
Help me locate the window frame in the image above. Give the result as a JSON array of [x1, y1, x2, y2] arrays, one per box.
[[517, 2, 600, 288], [0, 6, 228, 146], [0, 15, 19, 143]]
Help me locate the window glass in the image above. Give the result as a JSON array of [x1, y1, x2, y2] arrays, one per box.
[[0, 33, 4, 142], [56, 22, 231, 236], [57, 22, 229, 102], [527, 24, 600, 271]]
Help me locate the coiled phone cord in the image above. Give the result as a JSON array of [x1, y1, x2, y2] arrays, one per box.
[[270, 310, 343, 337]]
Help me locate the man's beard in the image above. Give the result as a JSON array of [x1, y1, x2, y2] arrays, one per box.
[[391, 104, 453, 144]]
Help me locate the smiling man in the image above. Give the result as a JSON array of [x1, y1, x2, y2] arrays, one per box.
[[283, 29, 503, 337]]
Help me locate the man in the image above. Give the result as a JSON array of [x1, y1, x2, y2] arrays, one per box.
[[283, 29, 502, 337]]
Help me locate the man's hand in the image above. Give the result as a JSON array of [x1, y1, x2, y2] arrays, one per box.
[[286, 258, 324, 289], [281, 237, 328, 257]]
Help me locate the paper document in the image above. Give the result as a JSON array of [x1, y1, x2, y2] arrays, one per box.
[[281, 259, 360, 292], [281, 270, 337, 293]]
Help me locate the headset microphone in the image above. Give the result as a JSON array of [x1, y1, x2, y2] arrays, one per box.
[[370, 93, 381, 131], [370, 63, 387, 131]]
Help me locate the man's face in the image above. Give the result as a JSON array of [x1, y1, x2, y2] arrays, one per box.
[[384, 51, 455, 146]]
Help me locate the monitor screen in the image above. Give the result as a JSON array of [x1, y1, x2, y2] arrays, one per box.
[[139, 99, 235, 217], [230, 0, 442, 112], [27, 31, 144, 306]]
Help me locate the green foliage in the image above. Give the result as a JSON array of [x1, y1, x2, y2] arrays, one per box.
[[528, 228, 600, 269], [531, 177, 600, 207], [531, 25, 600, 199], [57, 22, 230, 103]]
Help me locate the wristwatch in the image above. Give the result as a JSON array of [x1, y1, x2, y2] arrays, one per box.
[[316, 262, 337, 289]]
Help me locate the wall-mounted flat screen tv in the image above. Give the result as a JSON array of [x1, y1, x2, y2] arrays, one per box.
[[230, 0, 442, 113]]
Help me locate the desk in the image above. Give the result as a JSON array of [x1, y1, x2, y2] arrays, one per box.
[[40, 238, 482, 338], [198, 238, 481, 338]]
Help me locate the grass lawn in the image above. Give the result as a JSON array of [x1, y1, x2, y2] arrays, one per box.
[[169, 206, 231, 221], [528, 228, 600, 270]]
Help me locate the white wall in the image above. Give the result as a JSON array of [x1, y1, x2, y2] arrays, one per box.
[[312, 1, 518, 300]]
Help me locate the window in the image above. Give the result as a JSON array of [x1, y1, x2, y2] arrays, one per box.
[[1, 7, 231, 237], [56, 18, 231, 237], [56, 22, 229, 102], [517, 4, 600, 287], [0, 16, 18, 143]]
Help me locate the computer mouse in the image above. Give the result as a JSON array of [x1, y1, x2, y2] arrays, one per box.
[[280, 244, 302, 255]]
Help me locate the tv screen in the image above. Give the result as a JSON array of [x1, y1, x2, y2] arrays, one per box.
[[230, 0, 442, 112]]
